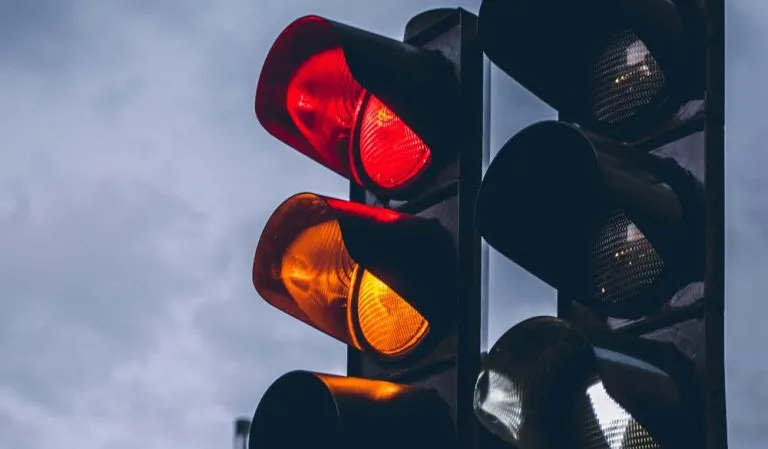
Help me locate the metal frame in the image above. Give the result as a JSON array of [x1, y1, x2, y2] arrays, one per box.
[[702, 0, 726, 446], [347, 7, 484, 449], [555, 0, 727, 447]]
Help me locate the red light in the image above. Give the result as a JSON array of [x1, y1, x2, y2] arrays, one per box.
[[286, 47, 365, 177], [357, 95, 432, 190], [255, 15, 433, 193], [255, 16, 360, 180]]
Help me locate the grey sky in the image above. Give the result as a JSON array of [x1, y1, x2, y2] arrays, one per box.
[[0, 0, 765, 448]]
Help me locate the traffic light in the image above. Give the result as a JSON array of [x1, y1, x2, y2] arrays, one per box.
[[478, 0, 706, 141], [475, 120, 706, 319], [475, 317, 702, 449], [255, 14, 460, 199], [252, 192, 455, 359], [473, 0, 724, 447], [250, 370, 455, 449], [248, 9, 484, 449]]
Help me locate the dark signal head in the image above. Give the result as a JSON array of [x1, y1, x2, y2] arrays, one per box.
[[478, 0, 705, 139], [475, 120, 704, 319], [250, 370, 456, 449], [474, 316, 700, 449]]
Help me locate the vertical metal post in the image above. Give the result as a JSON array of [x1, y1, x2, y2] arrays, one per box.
[[346, 9, 485, 449], [480, 56, 491, 354], [233, 418, 250, 449], [455, 12, 484, 449], [703, 0, 727, 446]]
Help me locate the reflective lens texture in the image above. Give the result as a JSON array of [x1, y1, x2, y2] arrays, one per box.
[[473, 369, 524, 442], [591, 28, 665, 125], [256, 16, 433, 192], [474, 317, 595, 448], [584, 380, 660, 449], [588, 210, 664, 315], [474, 317, 661, 449], [356, 269, 429, 357], [357, 95, 432, 189], [253, 193, 429, 358]]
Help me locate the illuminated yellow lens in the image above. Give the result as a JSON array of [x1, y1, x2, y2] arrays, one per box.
[[356, 269, 430, 357], [255, 193, 430, 358]]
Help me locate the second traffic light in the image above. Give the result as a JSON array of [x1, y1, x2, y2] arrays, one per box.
[[472, 0, 718, 446]]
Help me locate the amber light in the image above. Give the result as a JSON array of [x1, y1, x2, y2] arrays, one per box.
[[253, 193, 430, 358], [255, 15, 432, 193]]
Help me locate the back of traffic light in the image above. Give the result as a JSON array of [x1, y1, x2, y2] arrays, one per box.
[[478, 0, 706, 141], [474, 0, 724, 447], [247, 9, 484, 449]]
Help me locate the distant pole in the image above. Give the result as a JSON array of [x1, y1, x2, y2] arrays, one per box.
[[233, 418, 250, 449]]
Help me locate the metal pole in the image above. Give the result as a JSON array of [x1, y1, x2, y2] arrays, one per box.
[[480, 55, 491, 353], [703, 0, 726, 445], [233, 418, 250, 449]]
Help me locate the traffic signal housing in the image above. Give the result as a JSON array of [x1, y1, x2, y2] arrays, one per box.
[[474, 0, 724, 446], [255, 15, 460, 198], [474, 316, 702, 449], [248, 9, 484, 449], [253, 192, 455, 360], [475, 120, 705, 320], [478, 0, 706, 140], [251, 370, 455, 449]]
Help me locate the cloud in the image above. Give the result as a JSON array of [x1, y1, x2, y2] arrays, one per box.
[[0, 1, 353, 447]]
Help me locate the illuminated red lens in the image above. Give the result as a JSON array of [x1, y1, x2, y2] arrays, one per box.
[[357, 95, 432, 190], [286, 47, 365, 176], [255, 15, 432, 192]]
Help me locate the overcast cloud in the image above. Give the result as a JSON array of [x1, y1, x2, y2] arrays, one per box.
[[0, 0, 765, 448]]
